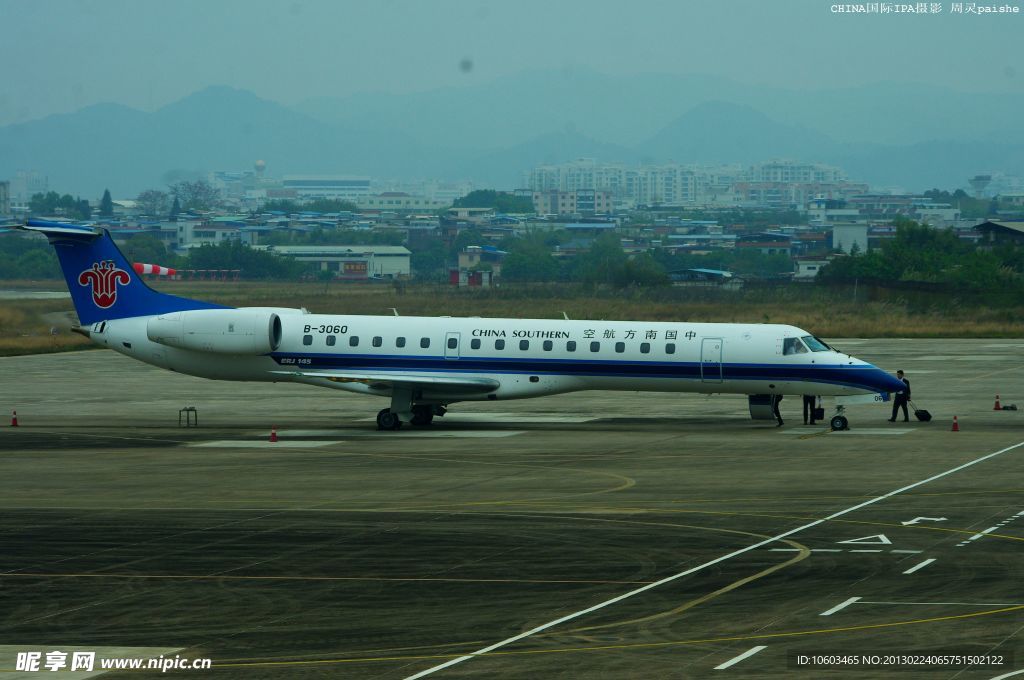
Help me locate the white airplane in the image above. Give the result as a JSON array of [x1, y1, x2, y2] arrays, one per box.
[[23, 219, 904, 431]]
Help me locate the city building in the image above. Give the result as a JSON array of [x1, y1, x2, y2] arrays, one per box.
[[356, 192, 449, 211], [736, 233, 792, 256], [444, 207, 495, 224], [280, 175, 371, 201], [10, 170, 48, 205], [171, 220, 243, 249], [748, 160, 845, 184], [793, 256, 831, 282], [532, 189, 613, 216], [457, 245, 506, 277], [974, 221, 1024, 248], [254, 244, 411, 279], [832, 224, 869, 254], [0, 181, 9, 215], [526, 158, 862, 208]]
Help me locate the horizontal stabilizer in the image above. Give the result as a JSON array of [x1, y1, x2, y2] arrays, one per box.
[[20, 220, 101, 239]]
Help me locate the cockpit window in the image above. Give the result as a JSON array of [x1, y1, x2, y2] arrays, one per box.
[[801, 335, 831, 352], [783, 337, 809, 355]]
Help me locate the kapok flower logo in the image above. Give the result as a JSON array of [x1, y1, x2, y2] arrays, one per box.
[[78, 261, 130, 308]]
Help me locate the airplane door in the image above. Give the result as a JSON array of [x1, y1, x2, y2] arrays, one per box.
[[700, 337, 723, 383], [444, 332, 461, 360]]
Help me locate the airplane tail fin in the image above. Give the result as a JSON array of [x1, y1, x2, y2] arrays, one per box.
[[22, 220, 228, 326]]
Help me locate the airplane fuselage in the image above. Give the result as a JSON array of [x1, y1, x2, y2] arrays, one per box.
[[89, 311, 893, 404]]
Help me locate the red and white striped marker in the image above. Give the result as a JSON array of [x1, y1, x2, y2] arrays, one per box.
[[269, 426, 277, 443], [10, 410, 18, 427], [132, 263, 177, 276]]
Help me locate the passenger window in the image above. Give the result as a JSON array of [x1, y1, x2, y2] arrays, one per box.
[[420, 337, 430, 348], [396, 337, 406, 348], [519, 339, 529, 350], [471, 338, 481, 350], [302, 334, 312, 346], [640, 342, 650, 354], [615, 342, 625, 353], [349, 336, 359, 347], [567, 341, 577, 352], [666, 343, 676, 354], [590, 341, 600, 352], [543, 340, 553, 351], [326, 335, 336, 346], [372, 336, 382, 347], [495, 339, 505, 350], [447, 337, 458, 349]]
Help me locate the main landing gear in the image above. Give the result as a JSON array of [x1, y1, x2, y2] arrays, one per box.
[[410, 405, 434, 427], [376, 404, 446, 430], [376, 408, 401, 430]]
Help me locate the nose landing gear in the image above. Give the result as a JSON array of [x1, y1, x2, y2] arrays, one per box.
[[830, 405, 850, 431]]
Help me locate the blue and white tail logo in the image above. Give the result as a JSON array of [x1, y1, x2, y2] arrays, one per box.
[[78, 260, 131, 309], [22, 219, 228, 325]]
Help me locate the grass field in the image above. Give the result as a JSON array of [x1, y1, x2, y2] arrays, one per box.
[[2, 278, 1023, 356]]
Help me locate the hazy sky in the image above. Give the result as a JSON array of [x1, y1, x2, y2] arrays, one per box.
[[2, 0, 1022, 126]]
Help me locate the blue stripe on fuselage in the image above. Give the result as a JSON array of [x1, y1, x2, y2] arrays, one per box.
[[271, 352, 893, 391]]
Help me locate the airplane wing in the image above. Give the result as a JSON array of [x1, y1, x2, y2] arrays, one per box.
[[270, 369, 499, 393]]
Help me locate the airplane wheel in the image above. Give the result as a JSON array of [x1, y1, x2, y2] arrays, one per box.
[[830, 415, 849, 431], [377, 409, 401, 430]]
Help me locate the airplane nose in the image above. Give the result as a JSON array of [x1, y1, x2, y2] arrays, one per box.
[[870, 367, 907, 393]]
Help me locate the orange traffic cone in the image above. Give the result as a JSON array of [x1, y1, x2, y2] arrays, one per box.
[[951, 415, 960, 432], [994, 395, 1002, 410], [10, 410, 18, 427], [269, 426, 278, 443]]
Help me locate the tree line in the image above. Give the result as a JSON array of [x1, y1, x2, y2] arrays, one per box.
[[817, 218, 1022, 292]]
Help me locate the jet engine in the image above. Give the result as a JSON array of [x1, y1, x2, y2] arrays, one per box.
[[147, 309, 282, 355]]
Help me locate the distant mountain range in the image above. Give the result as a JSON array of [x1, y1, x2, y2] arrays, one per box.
[[2, 71, 1023, 197]]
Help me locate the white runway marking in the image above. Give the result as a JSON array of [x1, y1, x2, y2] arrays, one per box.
[[769, 548, 914, 555], [714, 645, 768, 670], [829, 429, 915, 436], [778, 429, 914, 435], [190, 440, 343, 448], [860, 600, 1024, 607], [259, 429, 523, 438], [902, 558, 936, 575], [404, 439, 1024, 679], [839, 534, 891, 545], [820, 597, 861, 616], [988, 669, 1024, 679]]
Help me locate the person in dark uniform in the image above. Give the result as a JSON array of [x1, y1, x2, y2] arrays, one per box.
[[772, 394, 784, 427], [803, 394, 819, 425], [888, 370, 910, 422]]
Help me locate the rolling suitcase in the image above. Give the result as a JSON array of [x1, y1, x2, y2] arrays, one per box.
[[910, 400, 931, 422]]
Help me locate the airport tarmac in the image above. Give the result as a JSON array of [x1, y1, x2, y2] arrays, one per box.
[[2, 339, 1023, 679]]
